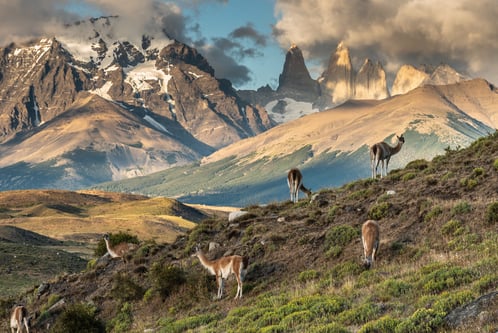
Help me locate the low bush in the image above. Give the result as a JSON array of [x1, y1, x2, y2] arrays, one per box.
[[485, 202, 498, 225], [149, 263, 186, 299], [50, 303, 104, 333], [111, 273, 144, 302], [368, 202, 391, 220]]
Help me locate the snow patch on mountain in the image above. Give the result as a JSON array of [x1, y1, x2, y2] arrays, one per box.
[[265, 98, 318, 124], [124, 61, 172, 94]]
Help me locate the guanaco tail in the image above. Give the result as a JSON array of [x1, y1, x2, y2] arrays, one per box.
[[287, 168, 312, 203]]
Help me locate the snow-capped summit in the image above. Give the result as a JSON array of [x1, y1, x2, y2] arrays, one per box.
[[0, 16, 273, 189]]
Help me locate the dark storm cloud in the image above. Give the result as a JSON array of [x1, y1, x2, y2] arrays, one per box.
[[274, 0, 498, 84], [229, 23, 267, 46]]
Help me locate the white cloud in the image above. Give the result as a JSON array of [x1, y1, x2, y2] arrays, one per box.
[[274, 0, 498, 85]]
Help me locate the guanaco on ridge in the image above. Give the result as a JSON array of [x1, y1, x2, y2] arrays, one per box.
[[362, 220, 380, 269], [370, 134, 405, 178], [192, 245, 249, 300], [103, 233, 138, 262], [287, 168, 312, 203], [10, 305, 30, 333]]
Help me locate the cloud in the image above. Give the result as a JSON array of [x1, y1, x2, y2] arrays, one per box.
[[194, 40, 251, 86], [273, 0, 498, 85], [229, 23, 267, 46], [0, 0, 255, 87]]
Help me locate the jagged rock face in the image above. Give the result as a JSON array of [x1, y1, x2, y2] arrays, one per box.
[[277, 44, 320, 102], [0, 39, 91, 139], [392, 64, 468, 96], [392, 65, 431, 96], [0, 16, 274, 189], [316, 42, 354, 108], [354, 59, 389, 100]]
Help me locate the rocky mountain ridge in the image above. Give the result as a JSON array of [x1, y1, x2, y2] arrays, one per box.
[[239, 42, 469, 119], [0, 16, 273, 189]]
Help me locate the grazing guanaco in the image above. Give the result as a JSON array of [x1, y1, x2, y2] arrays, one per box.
[[192, 246, 249, 300], [10, 305, 29, 333], [370, 134, 405, 178], [103, 233, 138, 262], [287, 168, 312, 203], [362, 220, 380, 269]]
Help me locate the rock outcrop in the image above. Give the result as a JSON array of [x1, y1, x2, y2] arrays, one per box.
[[0, 16, 274, 189], [277, 44, 320, 102], [392, 64, 468, 96], [354, 59, 389, 100], [316, 41, 354, 108]]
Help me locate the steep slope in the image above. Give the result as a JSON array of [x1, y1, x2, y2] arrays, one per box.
[[0, 16, 273, 190], [7, 131, 498, 332], [0, 93, 210, 189], [277, 44, 320, 102], [97, 79, 498, 206]]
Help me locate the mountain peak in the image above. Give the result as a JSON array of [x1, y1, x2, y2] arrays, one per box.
[[277, 43, 319, 102], [392, 63, 468, 96]]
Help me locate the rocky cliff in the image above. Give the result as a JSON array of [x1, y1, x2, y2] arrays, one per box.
[[354, 59, 389, 100], [277, 44, 320, 102], [0, 16, 273, 189]]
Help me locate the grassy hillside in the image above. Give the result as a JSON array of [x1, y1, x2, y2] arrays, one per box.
[[95, 130, 456, 206], [0, 190, 209, 300], [4, 133, 498, 332]]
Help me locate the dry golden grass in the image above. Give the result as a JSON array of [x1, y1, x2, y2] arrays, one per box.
[[0, 189, 205, 244]]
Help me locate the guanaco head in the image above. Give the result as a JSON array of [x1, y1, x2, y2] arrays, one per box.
[[397, 134, 405, 144], [191, 244, 202, 257]]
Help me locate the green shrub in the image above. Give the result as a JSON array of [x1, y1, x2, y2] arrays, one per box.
[[441, 219, 464, 236], [280, 310, 313, 327], [472, 167, 485, 177], [94, 232, 139, 257], [338, 302, 380, 325], [111, 273, 144, 302], [395, 308, 444, 333], [149, 263, 186, 299], [405, 159, 429, 170], [50, 303, 104, 333], [451, 201, 472, 215], [378, 279, 412, 299], [424, 206, 443, 222], [368, 202, 391, 220], [418, 263, 474, 294], [327, 205, 341, 222], [159, 313, 222, 333], [485, 202, 498, 225], [298, 269, 319, 283], [325, 225, 359, 248], [432, 290, 473, 314], [460, 177, 478, 190], [401, 172, 416, 181], [493, 158, 498, 170], [328, 261, 363, 282], [309, 322, 350, 333], [107, 302, 133, 333], [359, 315, 400, 333]]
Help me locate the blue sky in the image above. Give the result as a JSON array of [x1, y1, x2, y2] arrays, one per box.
[[1, 0, 497, 90]]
